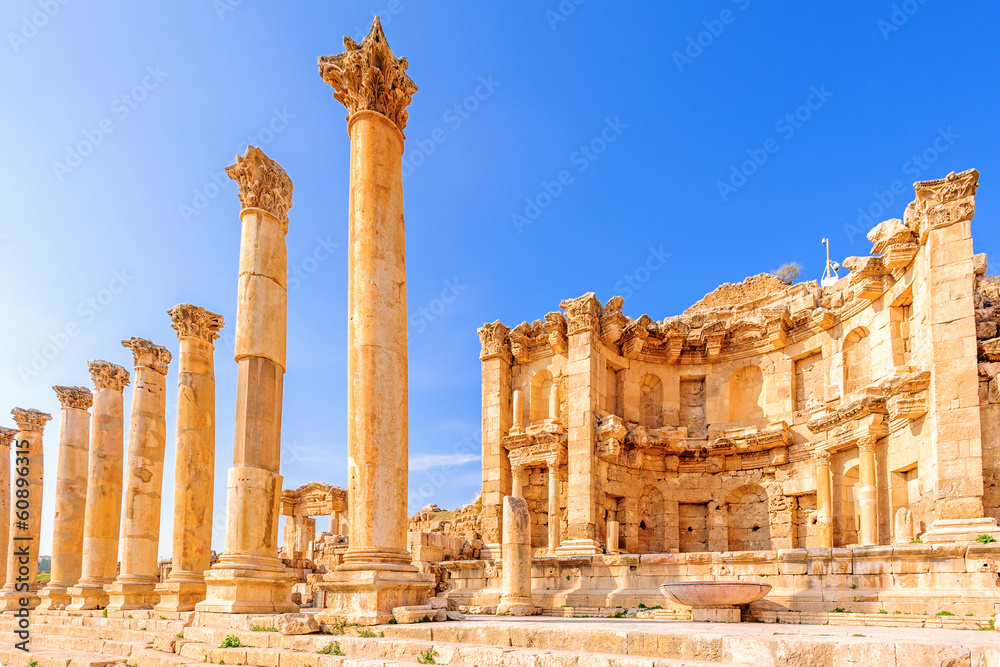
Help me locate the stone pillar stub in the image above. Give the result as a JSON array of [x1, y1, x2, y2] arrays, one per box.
[[69, 361, 129, 611], [496, 496, 536, 616], [38, 387, 92, 611], [108, 338, 172, 611], [0, 408, 52, 611], [156, 304, 224, 612], [197, 146, 297, 615]]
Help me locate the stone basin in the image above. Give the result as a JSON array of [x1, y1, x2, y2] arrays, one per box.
[[659, 581, 771, 622]]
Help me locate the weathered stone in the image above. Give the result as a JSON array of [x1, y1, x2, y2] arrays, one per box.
[[275, 613, 320, 635]]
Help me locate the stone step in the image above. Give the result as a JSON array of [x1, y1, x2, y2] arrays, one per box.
[[134, 646, 422, 667], [0, 645, 127, 667], [13, 623, 157, 643], [28, 634, 149, 657]]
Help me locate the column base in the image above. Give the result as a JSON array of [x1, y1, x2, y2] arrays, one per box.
[[0, 584, 40, 611], [554, 539, 602, 556], [314, 569, 435, 626], [479, 542, 501, 560], [692, 606, 742, 623], [154, 574, 207, 613], [106, 578, 160, 612], [920, 517, 1000, 543], [67, 579, 113, 611], [37, 584, 73, 611], [496, 597, 537, 616], [194, 555, 298, 614]]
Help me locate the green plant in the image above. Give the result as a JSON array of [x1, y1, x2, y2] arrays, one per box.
[[251, 625, 277, 632], [566, 575, 570, 580], [357, 628, 383, 638], [610, 610, 624, 618], [417, 648, 438, 664], [850, 584, 857, 590], [219, 661, 225, 665], [127, 614, 133, 618], [416, 615, 432, 623], [102, 608, 108, 618], [318, 642, 343, 656], [892, 611, 901, 614], [977, 534, 996, 544], [140, 627, 146, 631], [910, 539, 923, 544], [323, 617, 357, 636], [936, 610, 955, 616], [388, 618, 397, 624], [219, 635, 242, 649], [877, 609, 887, 614], [176, 632, 184, 639], [852, 633, 864, 637], [26, 661, 40, 667], [832, 607, 848, 613]]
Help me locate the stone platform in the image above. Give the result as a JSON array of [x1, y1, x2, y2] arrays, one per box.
[[3, 609, 1000, 666]]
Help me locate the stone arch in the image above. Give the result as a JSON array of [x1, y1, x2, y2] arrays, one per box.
[[843, 327, 871, 394], [639, 374, 664, 428], [637, 486, 665, 554], [725, 484, 771, 551], [729, 365, 764, 423], [530, 369, 554, 422]]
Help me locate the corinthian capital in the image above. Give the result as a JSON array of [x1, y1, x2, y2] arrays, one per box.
[[122, 337, 172, 375], [857, 437, 877, 454], [88, 360, 130, 393], [11, 408, 52, 433], [0, 426, 17, 448], [560, 293, 602, 335], [318, 16, 419, 133], [53, 385, 93, 411], [478, 320, 511, 363], [168, 303, 225, 342], [226, 146, 293, 230], [814, 448, 831, 466]]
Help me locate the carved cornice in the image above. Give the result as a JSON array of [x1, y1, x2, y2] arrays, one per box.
[[867, 218, 919, 270], [318, 17, 418, 133], [600, 296, 626, 344], [11, 408, 52, 433], [88, 360, 130, 393], [560, 293, 602, 336], [122, 337, 172, 375], [621, 315, 651, 359], [478, 320, 511, 363], [542, 312, 567, 354], [881, 369, 930, 421], [807, 393, 887, 434], [843, 256, 888, 302], [53, 385, 92, 411], [905, 169, 979, 243], [0, 426, 17, 448], [169, 303, 225, 343], [508, 322, 532, 364], [226, 146, 293, 230]]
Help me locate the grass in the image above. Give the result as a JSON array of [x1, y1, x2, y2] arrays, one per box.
[[416, 615, 433, 623], [322, 617, 359, 636], [609, 610, 624, 618], [910, 539, 923, 544], [35, 572, 50, 582], [317, 642, 344, 656], [877, 609, 888, 614], [832, 608, 850, 614], [175, 633, 184, 639], [26, 661, 40, 667], [102, 607, 108, 618], [936, 610, 955, 616], [357, 628, 384, 638], [417, 648, 438, 664], [977, 534, 996, 544], [219, 635, 242, 649], [251, 625, 277, 632]]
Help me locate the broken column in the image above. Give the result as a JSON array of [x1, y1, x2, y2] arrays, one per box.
[[37, 387, 92, 611], [815, 449, 833, 548], [496, 496, 535, 616], [0, 427, 13, 593], [314, 17, 434, 625], [108, 338, 172, 611], [196, 146, 297, 614], [69, 360, 130, 610], [857, 437, 878, 546], [0, 408, 52, 610], [155, 304, 224, 612]]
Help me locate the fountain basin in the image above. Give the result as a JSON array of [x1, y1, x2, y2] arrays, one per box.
[[659, 581, 771, 622]]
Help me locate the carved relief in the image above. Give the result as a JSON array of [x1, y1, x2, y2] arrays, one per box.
[[0, 426, 17, 448], [318, 17, 418, 133], [88, 360, 131, 393], [600, 296, 626, 344], [621, 314, 651, 359], [478, 320, 511, 362], [122, 337, 172, 375], [169, 303, 225, 342], [881, 368, 930, 421], [542, 312, 567, 354], [560, 293, 602, 335], [508, 322, 533, 364], [843, 256, 887, 302], [11, 407, 52, 433], [53, 385, 93, 411], [226, 146, 294, 230], [867, 218, 918, 269], [905, 169, 979, 242]]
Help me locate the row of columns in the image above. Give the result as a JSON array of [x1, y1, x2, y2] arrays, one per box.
[[814, 436, 879, 548]]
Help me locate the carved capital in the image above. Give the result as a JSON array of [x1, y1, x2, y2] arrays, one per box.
[[122, 337, 172, 375], [53, 385, 92, 411], [226, 146, 293, 230], [478, 320, 511, 363], [88, 360, 130, 393], [169, 303, 225, 342], [814, 448, 831, 466], [542, 312, 567, 354], [906, 169, 979, 242], [857, 437, 877, 454], [11, 408, 52, 433], [318, 17, 418, 133], [560, 293, 602, 336], [0, 426, 17, 448]]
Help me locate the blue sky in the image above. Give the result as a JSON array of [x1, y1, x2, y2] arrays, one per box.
[[2, 1, 999, 556]]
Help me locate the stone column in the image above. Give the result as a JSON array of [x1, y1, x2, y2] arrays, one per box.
[[69, 361, 130, 610], [512, 389, 523, 432], [815, 449, 833, 548], [857, 437, 878, 547], [496, 496, 535, 616], [479, 322, 513, 552], [37, 387, 92, 611], [511, 465, 524, 499], [313, 17, 434, 625], [0, 408, 52, 610], [155, 304, 224, 612], [606, 520, 620, 555], [107, 338, 172, 611], [0, 427, 17, 593], [197, 146, 297, 614], [547, 460, 560, 554], [548, 384, 559, 423]]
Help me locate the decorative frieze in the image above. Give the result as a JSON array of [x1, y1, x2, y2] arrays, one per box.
[[621, 315, 651, 359]]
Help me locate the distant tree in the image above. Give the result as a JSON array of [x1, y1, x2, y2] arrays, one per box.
[[771, 262, 802, 284]]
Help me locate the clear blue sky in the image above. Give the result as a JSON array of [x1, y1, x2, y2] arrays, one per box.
[[2, 1, 999, 556]]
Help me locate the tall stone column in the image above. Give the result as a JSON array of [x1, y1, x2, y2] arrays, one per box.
[[155, 304, 224, 612], [478, 322, 513, 553], [69, 361, 130, 610], [496, 496, 535, 616], [0, 427, 18, 593], [107, 338, 172, 611], [815, 449, 833, 548], [547, 460, 560, 554], [0, 408, 52, 611], [37, 387, 92, 611], [857, 437, 878, 547], [314, 17, 434, 625], [197, 146, 297, 614]]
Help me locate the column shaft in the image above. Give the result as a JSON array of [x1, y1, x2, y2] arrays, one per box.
[[858, 439, 878, 547], [816, 451, 833, 548], [547, 463, 560, 554], [0, 428, 14, 592], [496, 496, 535, 616]]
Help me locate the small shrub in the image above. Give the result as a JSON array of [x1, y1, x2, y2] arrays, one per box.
[[850, 584, 857, 590], [852, 633, 864, 637], [977, 534, 996, 544], [877, 609, 888, 614], [417, 649, 438, 664], [102, 608, 108, 618], [317, 642, 343, 656], [416, 615, 432, 623], [26, 661, 40, 667], [357, 628, 383, 638], [176, 632, 184, 639], [936, 610, 955, 616], [388, 618, 397, 624], [251, 625, 277, 632], [892, 611, 901, 615], [832, 607, 848, 614], [219, 635, 242, 649], [610, 610, 624, 619], [910, 539, 923, 544], [771, 262, 802, 284]]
